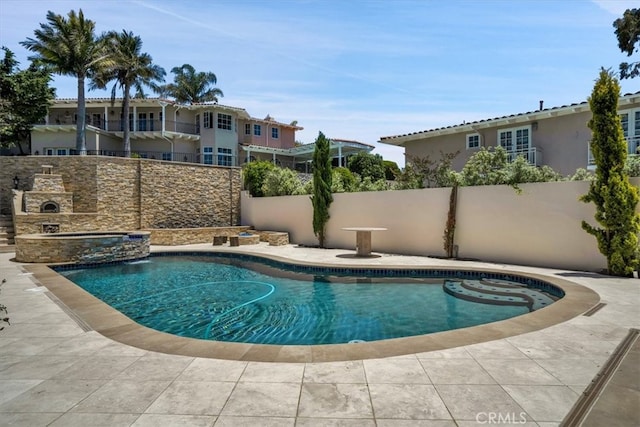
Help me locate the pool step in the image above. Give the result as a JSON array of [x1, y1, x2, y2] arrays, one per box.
[[443, 278, 557, 311]]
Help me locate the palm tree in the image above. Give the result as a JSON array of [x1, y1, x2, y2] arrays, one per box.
[[91, 30, 165, 157], [159, 64, 223, 104], [21, 9, 111, 154]]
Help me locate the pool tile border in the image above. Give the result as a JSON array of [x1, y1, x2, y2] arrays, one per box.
[[23, 249, 600, 363]]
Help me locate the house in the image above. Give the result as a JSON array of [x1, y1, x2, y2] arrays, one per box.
[[29, 98, 374, 169], [379, 92, 640, 176]]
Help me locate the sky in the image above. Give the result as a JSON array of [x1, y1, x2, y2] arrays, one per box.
[[1, 0, 639, 167]]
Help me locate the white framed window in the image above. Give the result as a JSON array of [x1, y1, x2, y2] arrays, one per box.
[[619, 108, 640, 155], [45, 148, 69, 156], [271, 127, 279, 139], [218, 113, 232, 130], [217, 147, 233, 166], [466, 133, 480, 149], [245, 123, 251, 135], [254, 124, 261, 136], [203, 146, 213, 165], [203, 112, 212, 129], [498, 126, 531, 153]]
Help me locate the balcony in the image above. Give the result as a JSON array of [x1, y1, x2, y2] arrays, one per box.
[[40, 117, 199, 135], [104, 119, 198, 135], [588, 136, 640, 167], [507, 147, 542, 166]]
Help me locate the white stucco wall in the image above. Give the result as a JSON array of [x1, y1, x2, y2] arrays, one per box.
[[241, 178, 640, 272]]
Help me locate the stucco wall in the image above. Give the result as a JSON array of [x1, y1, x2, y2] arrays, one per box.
[[401, 109, 618, 177], [241, 178, 640, 272]]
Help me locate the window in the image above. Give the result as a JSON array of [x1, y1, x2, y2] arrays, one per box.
[[498, 126, 530, 153], [195, 114, 200, 134], [217, 147, 233, 166], [162, 152, 172, 161], [138, 113, 147, 131], [218, 113, 232, 130], [45, 148, 69, 156], [619, 108, 640, 155], [271, 127, 279, 139], [90, 113, 102, 128], [254, 124, 261, 136], [203, 112, 212, 129], [498, 125, 533, 164], [466, 133, 480, 149], [245, 123, 251, 135], [203, 146, 213, 165]]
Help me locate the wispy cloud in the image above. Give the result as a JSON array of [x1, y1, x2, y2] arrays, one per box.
[[591, 0, 636, 15]]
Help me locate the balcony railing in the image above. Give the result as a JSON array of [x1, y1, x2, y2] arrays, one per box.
[[588, 136, 640, 166], [507, 147, 542, 166], [104, 119, 198, 134], [66, 150, 199, 163], [43, 118, 200, 135]]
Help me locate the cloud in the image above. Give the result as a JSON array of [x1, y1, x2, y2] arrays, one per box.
[[591, 0, 636, 15]]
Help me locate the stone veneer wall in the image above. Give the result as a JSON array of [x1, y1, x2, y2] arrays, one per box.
[[1, 156, 241, 236], [1, 156, 98, 215], [139, 162, 241, 228], [24, 192, 74, 214], [15, 231, 150, 263], [31, 174, 66, 192], [149, 226, 251, 245]]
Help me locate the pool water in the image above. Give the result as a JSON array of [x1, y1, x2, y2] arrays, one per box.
[[58, 255, 555, 345]]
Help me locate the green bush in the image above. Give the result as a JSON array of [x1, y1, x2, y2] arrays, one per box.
[[242, 160, 276, 197], [570, 168, 595, 181], [332, 167, 357, 192], [347, 152, 385, 181], [262, 167, 304, 196], [383, 160, 401, 180], [356, 176, 389, 192], [625, 155, 640, 177]]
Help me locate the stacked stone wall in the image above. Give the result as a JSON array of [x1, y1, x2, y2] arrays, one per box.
[[1, 156, 241, 240], [31, 174, 66, 192], [139, 162, 241, 229], [149, 226, 251, 245], [15, 231, 150, 263], [23, 192, 74, 214]]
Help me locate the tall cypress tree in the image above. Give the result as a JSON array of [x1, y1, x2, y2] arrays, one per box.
[[311, 131, 333, 248], [581, 69, 640, 277]]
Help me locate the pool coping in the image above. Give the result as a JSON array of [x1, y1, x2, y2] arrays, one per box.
[[22, 248, 601, 363]]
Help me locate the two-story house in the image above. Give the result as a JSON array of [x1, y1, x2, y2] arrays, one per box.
[[379, 92, 640, 176], [29, 98, 375, 170]]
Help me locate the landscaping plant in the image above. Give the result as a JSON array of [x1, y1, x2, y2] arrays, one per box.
[[581, 69, 640, 277], [311, 132, 333, 248]]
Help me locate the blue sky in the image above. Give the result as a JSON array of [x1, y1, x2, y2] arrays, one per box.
[[1, 0, 639, 166]]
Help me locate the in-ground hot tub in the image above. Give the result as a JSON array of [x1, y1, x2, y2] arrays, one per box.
[[15, 231, 150, 264]]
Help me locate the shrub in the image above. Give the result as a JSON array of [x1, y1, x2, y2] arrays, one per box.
[[243, 160, 276, 197], [383, 160, 401, 180], [262, 167, 304, 196], [581, 69, 640, 276], [332, 167, 357, 192], [347, 152, 385, 181]]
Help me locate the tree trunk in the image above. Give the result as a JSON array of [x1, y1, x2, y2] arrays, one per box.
[[76, 75, 87, 155], [123, 84, 131, 157]]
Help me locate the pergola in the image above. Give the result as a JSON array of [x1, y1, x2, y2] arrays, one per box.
[[240, 138, 374, 171]]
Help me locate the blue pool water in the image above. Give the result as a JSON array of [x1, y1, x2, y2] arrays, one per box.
[[57, 254, 560, 345]]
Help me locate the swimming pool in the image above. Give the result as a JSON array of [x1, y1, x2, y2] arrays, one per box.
[[55, 253, 562, 346]]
